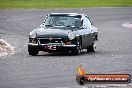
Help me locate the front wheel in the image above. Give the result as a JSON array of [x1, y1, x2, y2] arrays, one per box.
[[72, 46, 80, 55], [71, 38, 82, 55]]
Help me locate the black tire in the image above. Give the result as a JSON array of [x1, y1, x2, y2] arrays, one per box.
[[28, 45, 39, 56], [73, 46, 80, 55], [87, 42, 96, 52], [71, 38, 82, 55]]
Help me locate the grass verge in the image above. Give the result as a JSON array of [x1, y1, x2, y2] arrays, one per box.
[[0, 0, 132, 9]]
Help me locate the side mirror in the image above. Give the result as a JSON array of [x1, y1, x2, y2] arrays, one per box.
[[81, 26, 84, 29]]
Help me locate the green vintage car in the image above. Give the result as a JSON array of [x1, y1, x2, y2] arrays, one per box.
[[28, 13, 98, 56]]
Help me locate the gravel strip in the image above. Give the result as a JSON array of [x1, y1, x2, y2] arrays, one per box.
[[0, 39, 15, 57]]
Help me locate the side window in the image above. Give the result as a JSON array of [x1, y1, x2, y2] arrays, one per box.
[[83, 16, 92, 29]]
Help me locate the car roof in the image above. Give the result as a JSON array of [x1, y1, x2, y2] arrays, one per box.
[[49, 13, 85, 17]]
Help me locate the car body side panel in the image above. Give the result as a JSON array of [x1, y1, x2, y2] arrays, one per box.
[[86, 30, 94, 47]]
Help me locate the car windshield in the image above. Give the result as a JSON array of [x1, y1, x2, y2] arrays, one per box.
[[44, 15, 82, 28]]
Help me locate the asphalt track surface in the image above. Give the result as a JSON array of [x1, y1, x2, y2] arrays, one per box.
[[0, 7, 132, 88]]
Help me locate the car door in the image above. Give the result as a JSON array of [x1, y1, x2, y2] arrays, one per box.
[[83, 16, 94, 48]]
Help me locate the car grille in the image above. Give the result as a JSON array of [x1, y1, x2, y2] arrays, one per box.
[[37, 38, 64, 44]]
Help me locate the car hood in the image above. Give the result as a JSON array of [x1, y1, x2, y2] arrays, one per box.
[[36, 28, 72, 39]]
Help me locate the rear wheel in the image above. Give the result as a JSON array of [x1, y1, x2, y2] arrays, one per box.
[[87, 41, 96, 52], [28, 45, 39, 56]]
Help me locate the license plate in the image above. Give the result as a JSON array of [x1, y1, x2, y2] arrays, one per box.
[[44, 45, 56, 50]]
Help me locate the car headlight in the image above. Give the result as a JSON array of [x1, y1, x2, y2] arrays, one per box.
[[29, 32, 37, 43], [29, 32, 36, 38], [30, 34, 36, 38], [68, 33, 75, 40]]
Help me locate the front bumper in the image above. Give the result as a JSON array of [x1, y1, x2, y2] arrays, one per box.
[[28, 43, 76, 52], [28, 43, 76, 47]]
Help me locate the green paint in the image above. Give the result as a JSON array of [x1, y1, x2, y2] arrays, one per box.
[[0, 0, 132, 9]]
